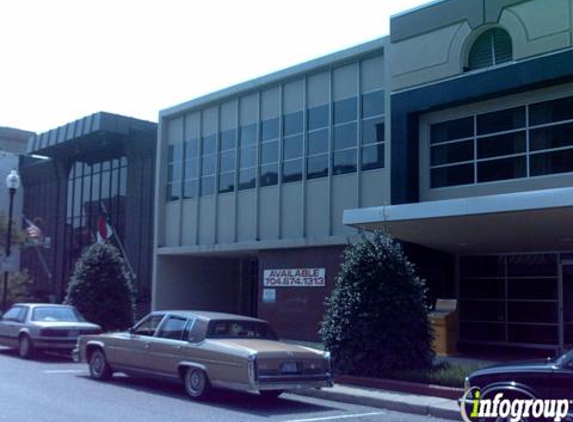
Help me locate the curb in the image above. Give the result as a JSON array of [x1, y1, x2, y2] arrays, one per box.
[[294, 387, 460, 421]]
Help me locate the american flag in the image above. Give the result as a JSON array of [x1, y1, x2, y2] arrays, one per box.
[[24, 218, 43, 243]]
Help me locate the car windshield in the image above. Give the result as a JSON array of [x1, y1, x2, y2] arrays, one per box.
[[206, 320, 278, 340], [555, 349, 573, 366], [31, 307, 85, 322]]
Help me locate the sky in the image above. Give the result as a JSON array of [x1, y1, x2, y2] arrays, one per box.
[[0, 0, 433, 134]]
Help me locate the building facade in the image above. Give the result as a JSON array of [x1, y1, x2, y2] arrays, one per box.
[[21, 113, 156, 310], [156, 0, 573, 350]]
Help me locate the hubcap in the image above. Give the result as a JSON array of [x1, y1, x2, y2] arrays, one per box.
[[187, 370, 205, 396], [92, 354, 103, 375]]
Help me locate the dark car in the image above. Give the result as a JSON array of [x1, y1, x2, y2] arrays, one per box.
[[461, 350, 573, 421]]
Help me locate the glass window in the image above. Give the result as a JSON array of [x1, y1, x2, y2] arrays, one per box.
[[431, 163, 474, 188], [200, 176, 215, 196], [361, 90, 384, 118], [168, 144, 183, 162], [158, 317, 188, 340], [201, 155, 216, 176], [220, 130, 236, 151], [283, 111, 303, 136], [431, 117, 473, 144], [167, 182, 181, 201], [308, 104, 329, 130], [184, 158, 199, 179], [477, 132, 526, 159], [333, 149, 357, 175], [334, 97, 357, 125], [530, 122, 573, 151], [240, 146, 256, 169], [202, 134, 217, 155], [183, 179, 198, 198], [282, 159, 302, 183], [2, 306, 24, 322], [206, 320, 277, 340], [431, 140, 474, 166], [467, 28, 512, 71], [219, 172, 235, 194], [334, 123, 357, 150], [362, 118, 384, 145], [261, 141, 278, 164], [530, 96, 573, 126], [240, 124, 257, 147], [239, 168, 256, 190], [307, 155, 328, 180], [188, 318, 208, 343], [361, 144, 385, 171], [477, 156, 526, 183], [134, 314, 165, 337], [219, 151, 235, 173], [476, 106, 525, 135], [283, 135, 303, 160], [307, 129, 329, 155], [260, 164, 278, 187], [185, 138, 199, 159], [261, 118, 279, 141], [530, 149, 573, 176]]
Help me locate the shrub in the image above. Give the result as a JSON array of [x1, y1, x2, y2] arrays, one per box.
[[320, 231, 434, 377], [5, 270, 44, 307], [65, 243, 135, 331]]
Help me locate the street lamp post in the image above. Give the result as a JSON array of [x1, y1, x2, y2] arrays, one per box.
[[2, 169, 20, 313]]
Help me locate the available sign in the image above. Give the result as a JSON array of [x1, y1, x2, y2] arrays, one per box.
[[263, 268, 326, 287]]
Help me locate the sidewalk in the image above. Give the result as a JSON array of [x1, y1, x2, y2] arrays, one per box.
[[295, 384, 461, 421]]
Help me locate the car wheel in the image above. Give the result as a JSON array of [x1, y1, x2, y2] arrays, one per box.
[[184, 368, 211, 400], [18, 335, 35, 359], [89, 349, 112, 381], [260, 390, 283, 400]]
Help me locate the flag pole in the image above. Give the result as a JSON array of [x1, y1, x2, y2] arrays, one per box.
[[98, 202, 136, 281]]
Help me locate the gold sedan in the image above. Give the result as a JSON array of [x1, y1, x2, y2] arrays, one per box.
[[73, 310, 332, 400]]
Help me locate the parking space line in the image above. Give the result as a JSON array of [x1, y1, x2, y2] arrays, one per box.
[[43, 369, 88, 374], [285, 412, 386, 422]]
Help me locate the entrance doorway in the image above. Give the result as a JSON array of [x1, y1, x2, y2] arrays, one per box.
[[238, 258, 258, 317]]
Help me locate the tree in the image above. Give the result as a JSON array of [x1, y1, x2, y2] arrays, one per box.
[[65, 242, 135, 331], [5, 270, 45, 307], [320, 231, 434, 377]]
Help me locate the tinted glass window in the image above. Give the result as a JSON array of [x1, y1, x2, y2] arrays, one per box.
[[261, 141, 278, 164], [430, 117, 473, 144], [261, 118, 279, 141], [308, 129, 329, 155], [168, 182, 181, 201], [220, 130, 236, 151], [219, 151, 235, 173], [333, 150, 357, 175], [529, 96, 573, 126], [202, 134, 217, 155], [185, 139, 200, 159], [184, 158, 199, 179], [477, 132, 526, 159], [431, 140, 474, 166], [158, 317, 188, 340], [477, 156, 526, 183], [477, 106, 525, 135], [362, 144, 385, 170], [206, 320, 278, 340], [240, 146, 256, 168], [200, 176, 215, 196], [530, 123, 573, 151], [283, 135, 303, 160], [168, 143, 183, 162], [218, 173, 235, 194], [201, 155, 216, 176], [283, 159, 302, 183], [530, 149, 573, 176], [334, 123, 357, 150], [3, 306, 24, 322], [430, 163, 474, 188], [240, 124, 257, 147], [188, 319, 208, 343], [134, 315, 165, 336], [361, 90, 384, 118], [260, 164, 278, 187], [333, 97, 357, 125], [307, 155, 328, 179], [308, 104, 329, 130], [239, 168, 256, 190], [283, 111, 303, 136], [183, 180, 198, 198], [362, 118, 384, 145]]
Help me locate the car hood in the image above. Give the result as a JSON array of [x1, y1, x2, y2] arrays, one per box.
[[212, 339, 324, 356], [471, 359, 554, 378], [32, 321, 101, 330]]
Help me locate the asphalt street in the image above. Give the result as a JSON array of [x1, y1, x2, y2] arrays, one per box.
[[0, 347, 451, 422]]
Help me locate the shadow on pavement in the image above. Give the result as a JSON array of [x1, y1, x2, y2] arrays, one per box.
[[81, 374, 338, 417], [0, 347, 73, 363]]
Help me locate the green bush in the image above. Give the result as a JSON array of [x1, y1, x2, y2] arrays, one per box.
[[320, 231, 434, 377], [5, 270, 45, 307], [65, 243, 135, 331]]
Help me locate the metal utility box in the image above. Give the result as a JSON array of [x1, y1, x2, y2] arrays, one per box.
[[429, 299, 459, 355]]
